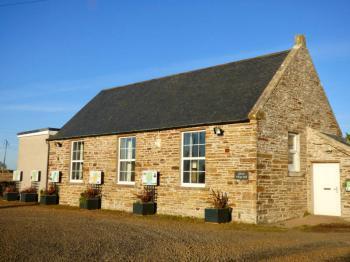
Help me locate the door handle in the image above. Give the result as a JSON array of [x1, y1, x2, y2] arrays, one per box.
[[323, 188, 331, 190]]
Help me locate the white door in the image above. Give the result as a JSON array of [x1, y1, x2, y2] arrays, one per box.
[[313, 163, 341, 216]]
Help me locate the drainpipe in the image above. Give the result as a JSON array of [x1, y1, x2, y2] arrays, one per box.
[[45, 138, 50, 191]]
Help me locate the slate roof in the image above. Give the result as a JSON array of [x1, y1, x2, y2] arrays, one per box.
[[324, 133, 350, 147], [53, 50, 290, 140]]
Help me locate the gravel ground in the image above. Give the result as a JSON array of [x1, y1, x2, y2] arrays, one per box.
[[0, 205, 350, 261]]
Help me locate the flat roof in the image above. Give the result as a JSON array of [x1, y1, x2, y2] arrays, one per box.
[[17, 128, 60, 136]]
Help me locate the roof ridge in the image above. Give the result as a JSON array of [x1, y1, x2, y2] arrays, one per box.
[[102, 49, 291, 93]]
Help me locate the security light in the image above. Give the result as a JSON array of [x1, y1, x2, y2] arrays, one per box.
[[213, 127, 224, 136], [55, 142, 62, 147]]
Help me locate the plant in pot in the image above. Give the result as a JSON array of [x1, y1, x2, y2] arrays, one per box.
[[79, 187, 101, 210], [40, 184, 58, 205], [20, 187, 38, 202], [3, 185, 19, 201], [133, 186, 156, 215], [205, 189, 231, 223]]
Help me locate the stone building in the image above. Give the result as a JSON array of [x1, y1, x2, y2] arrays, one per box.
[[48, 35, 350, 224]]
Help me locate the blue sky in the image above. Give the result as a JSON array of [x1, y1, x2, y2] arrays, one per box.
[[0, 0, 349, 169]]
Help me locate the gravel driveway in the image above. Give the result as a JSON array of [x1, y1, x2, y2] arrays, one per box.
[[0, 205, 349, 261]]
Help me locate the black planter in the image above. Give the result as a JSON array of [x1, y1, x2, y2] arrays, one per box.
[[205, 208, 231, 223], [40, 195, 58, 205], [133, 202, 156, 215], [20, 193, 38, 202], [3, 192, 19, 201], [79, 197, 101, 210]]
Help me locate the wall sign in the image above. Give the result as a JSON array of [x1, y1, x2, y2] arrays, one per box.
[[234, 171, 249, 180], [346, 180, 350, 192], [142, 170, 158, 186], [30, 170, 40, 182], [49, 171, 60, 183], [89, 171, 102, 185], [13, 170, 22, 181]]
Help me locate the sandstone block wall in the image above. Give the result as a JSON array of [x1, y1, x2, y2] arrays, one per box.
[[49, 121, 258, 223], [307, 129, 350, 218], [256, 46, 341, 223]]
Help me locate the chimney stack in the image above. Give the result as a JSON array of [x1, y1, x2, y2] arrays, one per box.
[[294, 34, 306, 47]]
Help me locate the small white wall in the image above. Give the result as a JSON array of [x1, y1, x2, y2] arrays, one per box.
[[17, 131, 57, 191]]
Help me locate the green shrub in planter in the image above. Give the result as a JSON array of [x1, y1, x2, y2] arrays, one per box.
[[3, 192, 19, 201], [205, 208, 231, 223], [133, 202, 156, 215], [3, 185, 19, 201], [79, 197, 101, 210], [79, 187, 101, 210], [21, 193, 38, 202], [204, 189, 232, 223], [40, 195, 58, 205], [133, 186, 156, 215], [40, 185, 59, 205], [20, 187, 38, 202]]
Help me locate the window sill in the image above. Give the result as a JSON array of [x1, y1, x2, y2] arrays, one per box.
[[179, 184, 206, 189], [69, 180, 83, 184], [116, 182, 135, 187], [288, 171, 304, 177]]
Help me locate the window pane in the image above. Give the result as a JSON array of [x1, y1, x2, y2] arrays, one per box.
[[192, 132, 199, 145], [191, 160, 198, 171], [120, 149, 127, 160], [199, 160, 205, 172], [72, 152, 77, 161], [126, 138, 133, 149], [192, 145, 199, 157], [126, 147, 132, 159], [119, 161, 135, 182], [77, 142, 82, 151], [72, 162, 82, 180], [184, 133, 191, 146], [77, 171, 82, 180], [183, 160, 190, 171], [119, 172, 126, 182], [72, 142, 83, 160], [288, 134, 295, 150], [288, 152, 295, 165], [72, 162, 78, 172], [198, 172, 205, 183], [191, 171, 198, 183], [199, 145, 205, 157], [120, 138, 135, 160], [199, 132, 205, 144], [128, 161, 135, 172], [183, 145, 190, 157], [120, 138, 126, 149], [131, 137, 136, 148], [183, 172, 190, 183], [120, 162, 127, 172], [78, 147, 83, 160]]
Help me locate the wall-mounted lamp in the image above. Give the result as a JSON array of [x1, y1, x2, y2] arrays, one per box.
[[55, 142, 62, 147], [213, 127, 224, 136]]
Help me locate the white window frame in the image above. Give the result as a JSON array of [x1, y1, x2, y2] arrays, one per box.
[[70, 141, 84, 183], [288, 133, 300, 172], [117, 136, 136, 185], [181, 130, 206, 188]]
